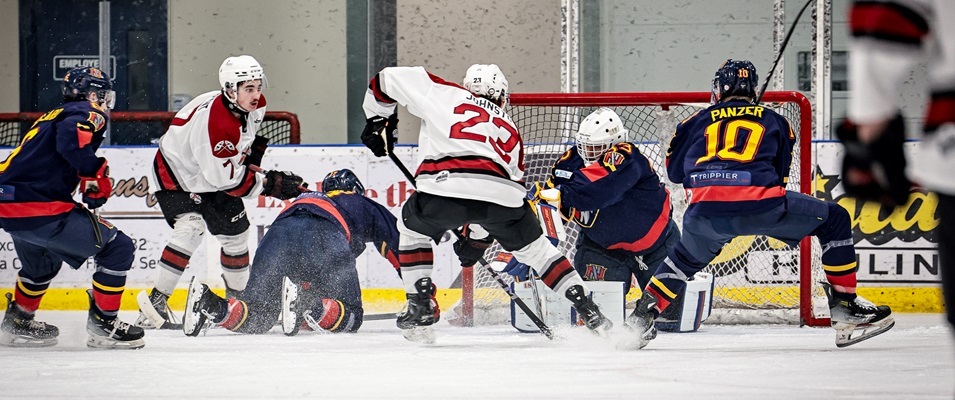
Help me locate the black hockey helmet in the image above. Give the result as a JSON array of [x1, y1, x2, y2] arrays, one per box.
[[62, 67, 115, 109], [711, 59, 758, 103], [322, 169, 365, 195]]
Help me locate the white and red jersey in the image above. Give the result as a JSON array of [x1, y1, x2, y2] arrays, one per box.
[[848, 0, 955, 194], [148, 90, 267, 198], [363, 66, 526, 207]]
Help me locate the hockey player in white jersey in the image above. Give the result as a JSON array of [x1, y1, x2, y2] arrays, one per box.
[[138, 55, 306, 329], [840, 0, 955, 336], [362, 64, 611, 343]]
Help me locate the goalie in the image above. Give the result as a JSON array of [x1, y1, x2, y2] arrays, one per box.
[[180, 169, 401, 335]]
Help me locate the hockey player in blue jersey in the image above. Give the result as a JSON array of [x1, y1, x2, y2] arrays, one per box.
[[533, 108, 679, 294], [0, 67, 144, 349], [181, 169, 400, 335], [627, 60, 894, 349]]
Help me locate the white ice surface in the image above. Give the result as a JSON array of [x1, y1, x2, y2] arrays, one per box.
[[0, 312, 951, 399]]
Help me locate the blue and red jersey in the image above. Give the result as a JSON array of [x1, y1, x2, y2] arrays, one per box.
[[0, 101, 109, 231], [551, 143, 671, 254], [666, 99, 796, 216], [277, 191, 400, 270]]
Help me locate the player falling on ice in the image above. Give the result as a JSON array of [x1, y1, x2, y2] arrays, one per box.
[[181, 169, 401, 336], [139, 55, 306, 330], [0, 67, 144, 349], [627, 60, 894, 349], [361, 64, 611, 343]]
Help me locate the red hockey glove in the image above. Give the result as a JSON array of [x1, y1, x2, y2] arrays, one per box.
[[836, 113, 912, 208], [80, 159, 111, 209]]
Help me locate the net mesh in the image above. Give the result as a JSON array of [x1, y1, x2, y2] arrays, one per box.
[[450, 92, 828, 326]]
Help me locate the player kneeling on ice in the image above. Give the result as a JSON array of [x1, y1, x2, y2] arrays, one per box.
[[139, 55, 306, 330], [627, 60, 893, 349], [361, 63, 612, 343], [0, 67, 144, 349], [181, 169, 401, 336]]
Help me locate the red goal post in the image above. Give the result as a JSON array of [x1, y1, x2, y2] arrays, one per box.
[[0, 111, 301, 146], [451, 91, 830, 328]]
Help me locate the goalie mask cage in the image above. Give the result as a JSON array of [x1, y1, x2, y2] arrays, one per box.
[[450, 91, 831, 328], [0, 111, 301, 146]]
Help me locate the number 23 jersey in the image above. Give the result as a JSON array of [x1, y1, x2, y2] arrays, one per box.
[[363, 66, 526, 207], [666, 99, 796, 216]]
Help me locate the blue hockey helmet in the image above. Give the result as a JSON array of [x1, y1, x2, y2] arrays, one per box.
[[322, 169, 365, 195], [62, 67, 115, 110], [711, 59, 758, 103]]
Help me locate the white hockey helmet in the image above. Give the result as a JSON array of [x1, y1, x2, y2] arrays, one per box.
[[218, 55, 267, 102], [463, 64, 509, 107], [575, 108, 629, 165]]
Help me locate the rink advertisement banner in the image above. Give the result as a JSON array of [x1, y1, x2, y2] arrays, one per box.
[[0, 143, 939, 290], [814, 142, 938, 285], [0, 146, 458, 290]]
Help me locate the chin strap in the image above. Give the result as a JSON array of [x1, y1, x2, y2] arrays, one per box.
[[220, 91, 250, 131]]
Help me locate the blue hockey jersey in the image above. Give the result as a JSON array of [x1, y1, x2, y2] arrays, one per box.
[[0, 101, 109, 231], [666, 99, 796, 216], [276, 191, 399, 269], [551, 143, 671, 253]]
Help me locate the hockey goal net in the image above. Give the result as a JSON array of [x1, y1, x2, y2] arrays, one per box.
[[450, 91, 830, 328]]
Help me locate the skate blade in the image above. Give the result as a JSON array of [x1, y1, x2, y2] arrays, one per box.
[[401, 326, 436, 344], [182, 277, 206, 337], [615, 319, 656, 350], [135, 291, 183, 330], [835, 317, 895, 348], [281, 276, 300, 336], [86, 335, 145, 350], [0, 331, 57, 348]]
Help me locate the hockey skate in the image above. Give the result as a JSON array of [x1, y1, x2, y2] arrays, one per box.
[[182, 277, 227, 337], [281, 277, 320, 336], [565, 285, 613, 335], [825, 284, 894, 347], [0, 293, 58, 347], [396, 277, 439, 344], [136, 288, 182, 330], [620, 291, 658, 350], [85, 290, 145, 349]]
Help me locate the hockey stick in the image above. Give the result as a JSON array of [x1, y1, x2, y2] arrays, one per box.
[[248, 164, 311, 193], [755, 0, 813, 104]]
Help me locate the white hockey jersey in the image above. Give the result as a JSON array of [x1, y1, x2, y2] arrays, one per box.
[[148, 90, 267, 198], [848, 0, 955, 194], [363, 66, 526, 207]]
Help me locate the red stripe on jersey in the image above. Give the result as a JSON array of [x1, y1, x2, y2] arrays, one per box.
[[369, 75, 396, 104], [77, 127, 93, 148], [220, 251, 250, 269], [687, 186, 785, 204], [154, 151, 181, 191], [207, 95, 242, 158], [0, 201, 74, 218], [416, 157, 509, 179], [225, 168, 256, 197], [283, 197, 351, 241], [850, 2, 928, 44], [426, 72, 467, 91], [608, 190, 672, 253], [925, 93, 955, 133], [579, 162, 610, 182], [171, 102, 203, 126]]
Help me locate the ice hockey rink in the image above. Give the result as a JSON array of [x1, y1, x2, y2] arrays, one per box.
[[1, 312, 950, 399]]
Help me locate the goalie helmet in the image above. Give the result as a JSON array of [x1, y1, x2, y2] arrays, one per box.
[[711, 59, 759, 104], [219, 55, 268, 108], [575, 108, 629, 165], [62, 67, 115, 110], [322, 169, 365, 195], [463, 64, 509, 107]]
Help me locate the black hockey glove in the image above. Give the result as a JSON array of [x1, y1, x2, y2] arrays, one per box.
[[243, 135, 269, 167], [263, 170, 308, 200], [452, 225, 494, 268], [836, 113, 912, 208], [361, 113, 398, 157]]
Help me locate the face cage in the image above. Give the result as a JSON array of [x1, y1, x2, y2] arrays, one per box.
[[97, 90, 116, 110], [577, 142, 612, 166]]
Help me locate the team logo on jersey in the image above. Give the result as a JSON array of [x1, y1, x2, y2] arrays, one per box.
[[554, 169, 573, 179], [584, 264, 607, 281], [87, 112, 106, 131], [602, 151, 625, 167], [213, 140, 239, 158]]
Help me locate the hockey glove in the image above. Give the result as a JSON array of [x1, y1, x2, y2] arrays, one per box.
[[452, 225, 494, 268], [243, 135, 269, 167], [836, 113, 912, 208], [361, 113, 398, 157], [263, 170, 308, 200], [501, 257, 534, 282], [79, 159, 111, 209]]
